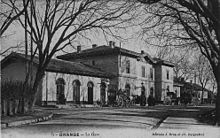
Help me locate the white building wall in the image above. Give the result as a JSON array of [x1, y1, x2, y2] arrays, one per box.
[[136, 60, 155, 98], [119, 55, 137, 76], [118, 56, 155, 99], [42, 71, 104, 104]]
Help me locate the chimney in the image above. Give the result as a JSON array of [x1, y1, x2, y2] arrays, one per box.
[[77, 45, 81, 53], [92, 44, 97, 48], [109, 41, 115, 48]]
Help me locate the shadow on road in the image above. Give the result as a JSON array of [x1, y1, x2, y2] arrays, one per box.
[[196, 109, 216, 126], [164, 106, 216, 127]]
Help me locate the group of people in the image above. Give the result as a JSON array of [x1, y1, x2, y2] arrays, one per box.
[[140, 85, 156, 106], [140, 93, 156, 106]]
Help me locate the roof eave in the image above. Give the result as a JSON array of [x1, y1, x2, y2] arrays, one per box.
[[45, 69, 114, 78]]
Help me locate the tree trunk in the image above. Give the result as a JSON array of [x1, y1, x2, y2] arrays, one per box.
[[28, 69, 45, 111], [216, 78, 220, 126], [201, 87, 204, 104], [208, 0, 220, 126], [214, 62, 220, 125]]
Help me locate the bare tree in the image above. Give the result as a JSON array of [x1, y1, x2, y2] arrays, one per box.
[[11, 0, 138, 109], [155, 46, 196, 80], [138, 0, 220, 125], [0, 0, 30, 37], [0, 41, 25, 56], [193, 54, 213, 103]]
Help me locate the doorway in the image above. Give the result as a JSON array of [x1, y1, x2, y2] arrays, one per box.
[[87, 81, 94, 104], [56, 78, 66, 104], [73, 80, 80, 104]]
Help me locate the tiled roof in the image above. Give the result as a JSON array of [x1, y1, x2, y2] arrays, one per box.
[[57, 46, 140, 59], [57, 46, 173, 66], [57, 45, 156, 62], [1, 52, 114, 78]]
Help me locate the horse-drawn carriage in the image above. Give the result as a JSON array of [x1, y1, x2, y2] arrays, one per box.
[[107, 89, 136, 107], [164, 92, 179, 105]]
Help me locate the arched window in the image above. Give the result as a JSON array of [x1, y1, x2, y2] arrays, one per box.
[[125, 83, 131, 96], [87, 81, 94, 104], [72, 80, 81, 104], [56, 78, 65, 104]]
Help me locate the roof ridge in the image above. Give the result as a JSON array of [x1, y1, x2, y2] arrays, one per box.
[[1, 52, 114, 78]]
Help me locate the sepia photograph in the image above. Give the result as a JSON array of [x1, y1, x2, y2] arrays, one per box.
[[0, 0, 220, 138]]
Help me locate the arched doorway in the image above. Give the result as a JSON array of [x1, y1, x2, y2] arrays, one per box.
[[56, 78, 66, 104], [100, 82, 106, 105], [87, 81, 94, 104], [73, 80, 81, 104], [125, 83, 130, 96]]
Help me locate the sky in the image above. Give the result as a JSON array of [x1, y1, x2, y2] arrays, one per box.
[[0, 0, 159, 59], [0, 20, 158, 58]]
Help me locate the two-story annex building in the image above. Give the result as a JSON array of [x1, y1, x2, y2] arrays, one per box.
[[57, 41, 174, 102]]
